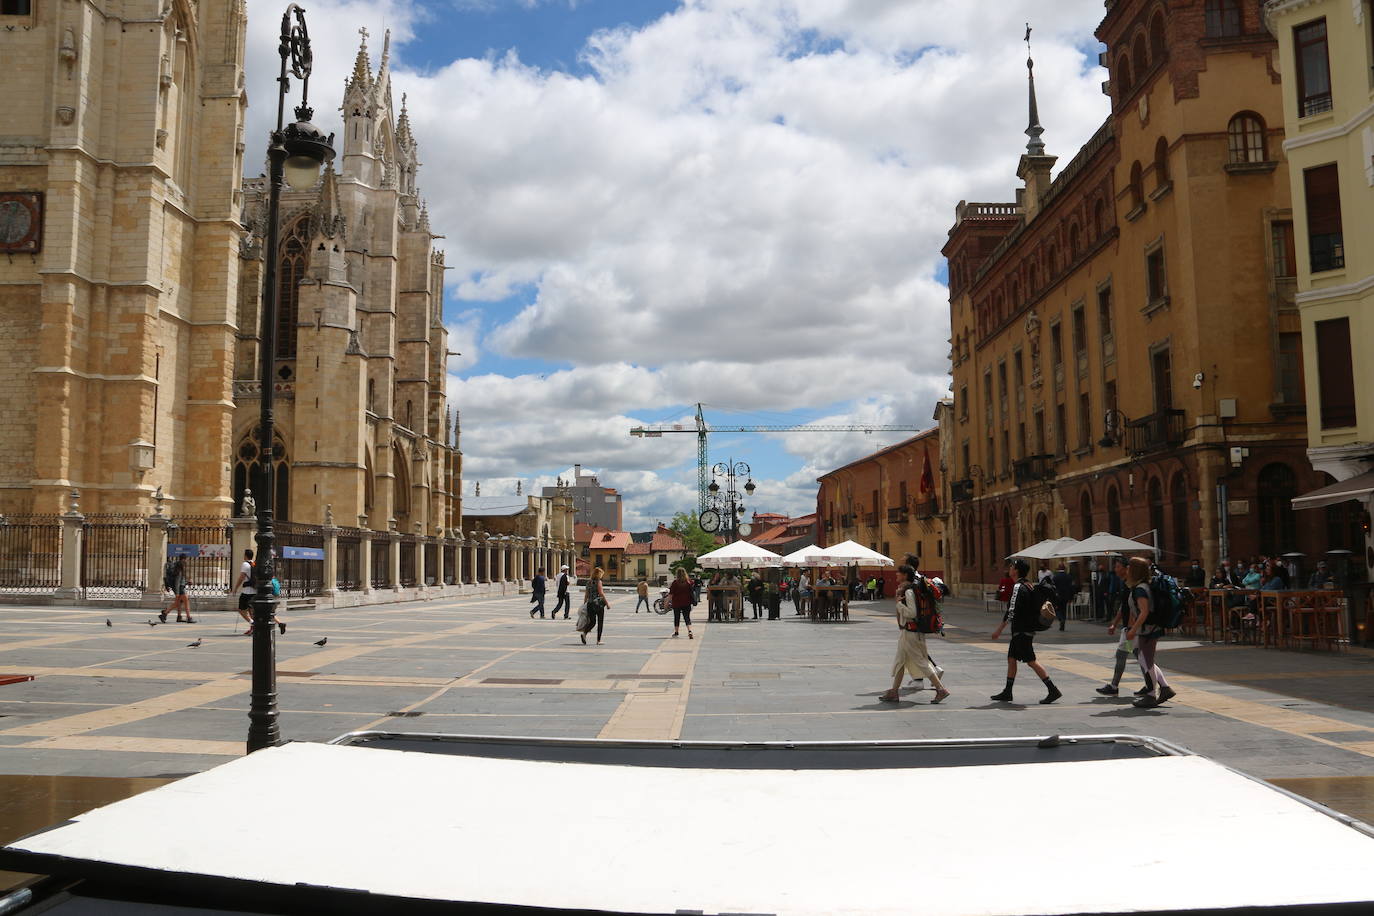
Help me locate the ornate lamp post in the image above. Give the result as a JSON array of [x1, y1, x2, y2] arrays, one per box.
[[702, 460, 755, 543], [248, 4, 335, 754]]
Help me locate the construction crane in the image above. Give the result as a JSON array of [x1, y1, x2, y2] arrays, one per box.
[[629, 403, 924, 518]]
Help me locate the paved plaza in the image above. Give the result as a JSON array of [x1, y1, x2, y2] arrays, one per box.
[[0, 591, 1370, 789]]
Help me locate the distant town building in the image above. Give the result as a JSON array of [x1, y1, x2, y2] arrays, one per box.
[[575, 522, 631, 580], [462, 489, 576, 578], [1264, 0, 1374, 584], [745, 513, 818, 557], [815, 428, 945, 573], [543, 464, 622, 530], [624, 525, 688, 582]]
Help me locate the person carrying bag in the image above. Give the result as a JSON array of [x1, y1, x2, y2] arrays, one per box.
[[579, 567, 610, 645]]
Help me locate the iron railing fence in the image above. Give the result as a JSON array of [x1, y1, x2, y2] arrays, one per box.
[[273, 521, 324, 598], [81, 516, 149, 598], [399, 535, 417, 588], [336, 528, 364, 591], [423, 543, 438, 586], [370, 531, 392, 589], [168, 517, 233, 595], [443, 544, 457, 585], [0, 516, 63, 592]]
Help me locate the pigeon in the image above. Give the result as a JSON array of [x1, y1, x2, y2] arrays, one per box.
[[187, 638, 202, 648], [146, 619, 159, 627], [313, 637, 327, 647], [105, 618, 112, 628]]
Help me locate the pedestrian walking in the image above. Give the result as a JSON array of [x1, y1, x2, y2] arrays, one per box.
[[1051, 562, 1077, 631], [529, 568, 547, 618], [990, 559, 1063, 704], [878, 565, 950, 704], [231, 548, 257, 633], [579, 567, 610, 645], [635, 577, 650, 613], [901, 553, 943, 688], [159, 556, 195, 624], [668, 567, 695, 639], [1096, 555, 1154, 697], [551, 565, 572, 619], [1126, 556, 1176, 709]]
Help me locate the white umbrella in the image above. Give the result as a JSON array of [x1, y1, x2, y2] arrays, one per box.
[[1048, 532, 1158, 557], [781, 540, 894, 567], [1009, 537, 1081, 560], [695, 540, 783, 569]]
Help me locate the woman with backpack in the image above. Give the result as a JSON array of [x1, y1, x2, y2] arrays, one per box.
[[159, 556, 194, 624], [579, 566, 610, 645], [1125, 556, 1176, 709], [878, 565, 949, 704]]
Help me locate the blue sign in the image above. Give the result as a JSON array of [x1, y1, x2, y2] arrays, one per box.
[[167, 544, 200, 557], [281, 546, 324, 561]]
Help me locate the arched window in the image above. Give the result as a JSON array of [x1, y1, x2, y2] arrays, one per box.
[[1227, 112, 1266, 164], [1009, 280, 1020, 308], [367, 379, 376, 412], [1148, 477, 1165, 555], [1205, 0, 1241, 38], [1046, 244, 1058, 277], [1154, 136, 1170, 186], [1002, 506, 1013, 562], [1029, 264, 1040, 292], [233, 433, 290, 522], [1149, 11, 1167, 60], [1078, 491, 1093, 540], [1107, 485, 1121, 534], [1170, 471, 1190, 560], [1033, 512, 1048, 543], [393, 442, 411, 518], [276, 216, 310, 359], [1117, 53, 1134, 99], [988, 509, 999, 569], [1133, 33, 1149, 75], [1069, 223, 1081, 259], [1129, 161, 1144, 210], [364, 448, 375, 512], [1093, 199, 1107, 237], [1257, 463, 1298, 555]]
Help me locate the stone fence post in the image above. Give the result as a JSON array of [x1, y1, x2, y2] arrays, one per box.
[[144, 514, 170, 605], [320, 524, 337, 599], [56, 490, 83, 602]]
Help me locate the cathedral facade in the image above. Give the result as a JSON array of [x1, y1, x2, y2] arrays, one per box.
[[235, 30, 460, 535]]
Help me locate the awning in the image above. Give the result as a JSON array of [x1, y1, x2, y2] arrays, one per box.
[[1291, 470, 1374, 511]]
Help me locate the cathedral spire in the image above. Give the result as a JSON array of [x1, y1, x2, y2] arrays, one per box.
[[346, 26, 373, 98], [396, 92, 414, 150], [1024, 23, 1046, 157]]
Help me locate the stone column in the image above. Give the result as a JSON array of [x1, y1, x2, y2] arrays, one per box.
[[497, 540, 507, 585], [389, 526, 402, 591], [320, 524, 338, 599], [144, 513, 171, 605], [468, 535, 480, 584], [434, 534, 446, 588], [359, 523, 373, 594], [56, 490, 84, 602], [230, 517, 256, 569]]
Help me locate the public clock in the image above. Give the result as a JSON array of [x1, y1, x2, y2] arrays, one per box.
[[698, 509, 721, 533], [737, 523, 752, 537], [0, 192, 43, 254]]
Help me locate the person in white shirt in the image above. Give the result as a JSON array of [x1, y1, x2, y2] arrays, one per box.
[[231, 548, 257, 631]]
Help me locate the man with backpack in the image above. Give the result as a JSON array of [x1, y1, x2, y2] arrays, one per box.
[[1125, 556, 1177, 709], [989, 558, 1063, 704]]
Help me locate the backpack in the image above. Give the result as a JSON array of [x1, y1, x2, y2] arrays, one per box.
[[903, 580, 943, 634], [163, 559, 178, 590], [1147, 572, 1189, 629], [1030, 581, 1059, 631]]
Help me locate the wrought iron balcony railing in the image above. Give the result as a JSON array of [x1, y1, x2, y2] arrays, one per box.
[[950, 479, 974, 503], [1012, 454, 1056, 486], [1125, 409, 1186, 455]]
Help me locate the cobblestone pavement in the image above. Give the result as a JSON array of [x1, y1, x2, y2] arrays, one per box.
[[0, 592, 1370, 793]]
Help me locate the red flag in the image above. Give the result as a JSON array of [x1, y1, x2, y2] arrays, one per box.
[[919, 451, 934, 495]]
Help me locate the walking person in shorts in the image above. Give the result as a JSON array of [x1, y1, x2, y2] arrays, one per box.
[[1096, 555, 1155, 697], [989, 559, 1062, 704], [231, 548, 257, 633]]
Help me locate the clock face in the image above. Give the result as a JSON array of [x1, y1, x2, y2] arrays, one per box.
[[737, 523, 752, 536], [698, 509, 721, 533], [0, 193, 42, 252]]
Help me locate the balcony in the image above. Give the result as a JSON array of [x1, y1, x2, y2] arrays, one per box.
[[863, 512, 877, 527], [950, 479, 974, 503], [1012, 454, 1056, 487], [1125, 409, 1186, 455], [887, 507, 909, 525], [914, 497, 938, 520]]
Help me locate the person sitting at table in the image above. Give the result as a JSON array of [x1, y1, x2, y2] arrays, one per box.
[[722, 571, 741, 618], [707, 571, 724, 622], [1260, 560, 1287, 591], [1308, 561, 1334, 590], [1242, 564, 1264, 590]]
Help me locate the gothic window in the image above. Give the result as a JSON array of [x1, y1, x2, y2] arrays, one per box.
[[1129, 161, 1144, 210], [1257, 463, 1298, 555], [367, 379, 376, 412], [1133, 33, 1149, 75], [1149, 11, 1166, 60], [276, 217, 310, 359], [364, 448, 375, 511], [393, 442, 411, 517], [1068, 223, 1081, 260], [1078, 491, 1093, 540], [1154, 137, 1170, 185], [1170, 472, 1190, 560], [1033, 512, 1048, 543], [1117, 53, 1134, 99], [233, 434, 290, 522], [1227, 113, 1266, 163], [1093, 198, 1107, 237]]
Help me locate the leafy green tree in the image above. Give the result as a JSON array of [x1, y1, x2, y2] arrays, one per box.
[[667, 511, 717, 558]]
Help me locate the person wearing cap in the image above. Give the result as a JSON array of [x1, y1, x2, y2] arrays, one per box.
[[989, 558, 1062, 705], [1308, 561, 1333, 590], [551, 565, 572, 619]]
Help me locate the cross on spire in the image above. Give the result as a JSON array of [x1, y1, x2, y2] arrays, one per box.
[[358, 26, 369, 45]]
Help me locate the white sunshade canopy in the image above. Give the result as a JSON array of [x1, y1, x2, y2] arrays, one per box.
[[1291, 470, 1374, 511], [695, 540, 782, 569], [781, 540, 894, 567], [1008, 537, 1081, 560], [1048, 531, 1159, 557]]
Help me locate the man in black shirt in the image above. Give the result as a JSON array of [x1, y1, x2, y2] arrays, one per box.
[[551, 565, 572, 619], [990, 558, 1062, 704]]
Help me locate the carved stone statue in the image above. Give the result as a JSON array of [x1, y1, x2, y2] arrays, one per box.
[[240, 488, 256, 519]]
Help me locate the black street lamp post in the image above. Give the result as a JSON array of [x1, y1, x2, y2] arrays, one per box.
[[248, 4, 335, 754], [707, 460, 755, 543]]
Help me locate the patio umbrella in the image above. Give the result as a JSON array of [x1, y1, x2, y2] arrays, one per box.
[[1009, 537, 1081, 560], [781, 540, 894, 567], [1047, 532, 1157, 557], [695, 540, 783, 569]]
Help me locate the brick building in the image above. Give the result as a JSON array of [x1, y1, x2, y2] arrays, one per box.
[[815, 428, 945, 573], [945, 0, 1333, 592]]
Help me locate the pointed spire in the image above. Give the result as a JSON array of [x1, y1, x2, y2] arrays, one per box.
[[346, 26, 373, 98], [1024, 22, 1045, 156], [418, 200, 430, 233], [396, 92, 414, 150], [373, 29, 392, 106]]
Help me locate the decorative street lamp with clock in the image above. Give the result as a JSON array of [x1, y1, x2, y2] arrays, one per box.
[[0, 192, 43, 254]]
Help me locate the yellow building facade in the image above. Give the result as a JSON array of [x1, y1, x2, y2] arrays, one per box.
[[943, 0, 1341, 594], [0, 0, 247, 516], [1265, 0, 1374, 581]]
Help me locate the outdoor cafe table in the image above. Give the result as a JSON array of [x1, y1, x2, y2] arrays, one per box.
[[1204, 588, 1257, 643], [812, 584, 849, 621], [707, 585, 744, 621]]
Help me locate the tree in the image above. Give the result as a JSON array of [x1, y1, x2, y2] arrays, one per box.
[[668, 511, 717, 558]]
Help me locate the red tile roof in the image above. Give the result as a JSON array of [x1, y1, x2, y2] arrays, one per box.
[[650, 525, 685, 551]]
